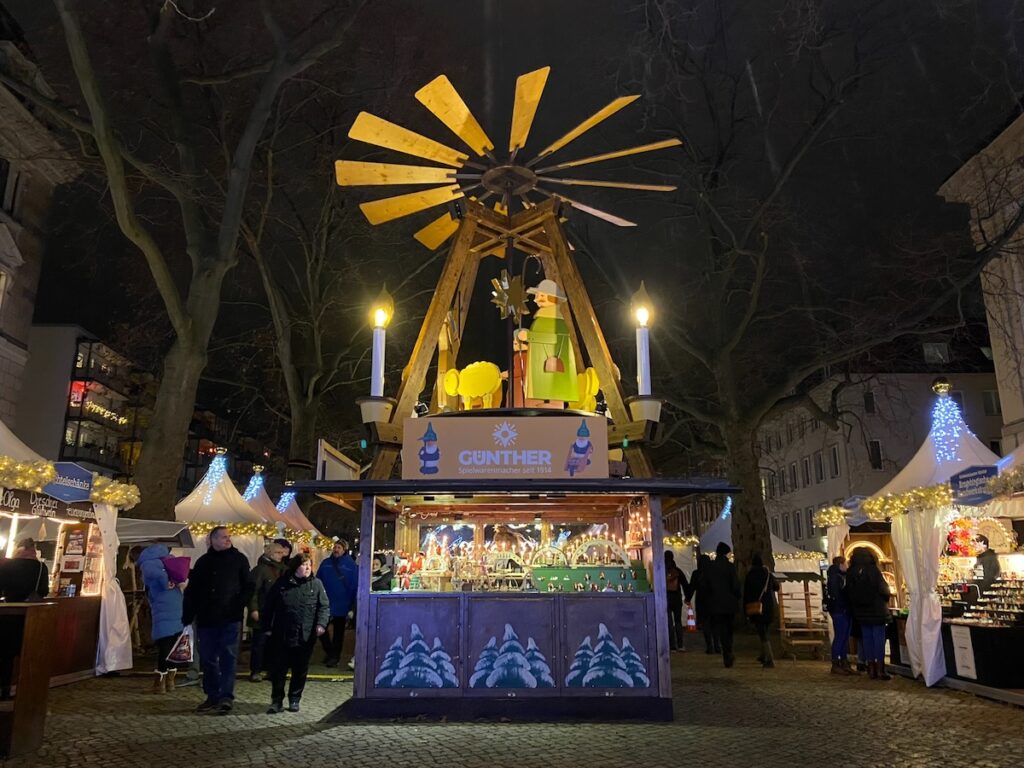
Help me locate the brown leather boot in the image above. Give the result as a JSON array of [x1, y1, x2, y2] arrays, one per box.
[[152, 672, 166, 694], [165, 669, 177, 692], [867, 661, 879, 680]]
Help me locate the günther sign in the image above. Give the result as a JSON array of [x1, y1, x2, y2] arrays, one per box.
[[401, 415, 609, 480]]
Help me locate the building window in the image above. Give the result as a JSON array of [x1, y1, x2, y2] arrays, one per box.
[[812, 418, 820, 432], [814, 450, 825, 483], [786, 423, 794, 444], [782, 514, 791, 541], [798, 421, 805, 438], [829, 445, 841, 478], [770, 516, 779, 536], [868, 440, 883, 470], [983, 390, 1001, 417], [768, 474, 777, 499], [801, 457, 811, 486], [0, 158, 19, 213], [806, 508, 815, 536], [788, 462, 798, 490], [793, 513, 803, 540], [863, 391, 876, 415], [922, 342, 951, 364], [989, 439, 1002, 456], [779, 471, 787, 495]]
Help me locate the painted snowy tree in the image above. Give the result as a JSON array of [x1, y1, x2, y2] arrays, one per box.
[[581, 624, 634, 688], [375, 624, 458, 689], [373, 637, 404, 688], [619, 637, 650, 688], [485, 624, 537, 688], [469, 636, 499, 688], [525, 638, 555, 688], [564, 635, 594, 687], [430, 637, 460, 688]]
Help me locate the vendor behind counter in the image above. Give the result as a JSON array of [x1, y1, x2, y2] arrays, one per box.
[[973, 535, 1001, 592]]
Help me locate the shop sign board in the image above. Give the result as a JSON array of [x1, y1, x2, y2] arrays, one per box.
[[0, 487, 95, 520], [950, 465, 997, 506], [949, 624, 977, 680], [42, 462, 94, 504], [401, 415, 608, 480]]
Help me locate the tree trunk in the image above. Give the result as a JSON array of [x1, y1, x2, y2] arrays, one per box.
[[287, 397, 320, 482], [723, 423, 774, 577], [131, 338, 207, 519]]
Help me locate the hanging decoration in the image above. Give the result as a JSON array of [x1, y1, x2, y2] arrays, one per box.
[[185, 520, 332, 550], [930, 379, 972, 465], [0, 455, 139, 509], [945, 517, 977, 557], [242, 465, 265, 502], [861, 483, 953, 520], [201, 449, 229, 506], [663, 535, 699, 549], [815, 506, 848, 527], [276, 491, 296, 513]]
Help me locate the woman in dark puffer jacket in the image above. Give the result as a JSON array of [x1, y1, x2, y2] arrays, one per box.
[[261, 553, 330, 713], [845, 549, 892, 681]]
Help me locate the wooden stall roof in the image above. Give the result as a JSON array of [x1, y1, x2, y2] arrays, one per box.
[[292, 476, 737, 519]]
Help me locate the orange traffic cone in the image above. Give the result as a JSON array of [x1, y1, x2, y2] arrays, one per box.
[[686, 606, 697, 633]]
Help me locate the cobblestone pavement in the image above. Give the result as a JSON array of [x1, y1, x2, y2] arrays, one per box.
[[5, 634, 1024, 768]]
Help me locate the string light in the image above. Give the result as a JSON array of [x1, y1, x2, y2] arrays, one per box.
[[0, 454, 139, 509], [721, 496, 733, 518], [276, 491, 296, 513], [202, 450, 229, 506], [242, 466, 264, 502], [815, 506, 848, 527], [931, 391, 971, 465], [663, 535, 699, 548], [862, 483, 953, 520], [988, 466, 1024, 497]]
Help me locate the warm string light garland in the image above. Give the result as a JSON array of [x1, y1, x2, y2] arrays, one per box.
[[663, 535, 700, 548], [186, 520, 332, 550], [988, 466, 1024, 497], [861, 483, 953, 520], [775, 551, 825, 561], [814, 506, 849, 527], [0, 455, 139, 509]]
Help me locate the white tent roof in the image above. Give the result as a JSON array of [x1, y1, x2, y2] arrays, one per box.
[[699, 510, 806, 557], [0, 417, 45, 462], [175, 458, 265, 525], [246, 482, 295, 529], [872, 399, 999, 498], [276, 492, 320, 535]]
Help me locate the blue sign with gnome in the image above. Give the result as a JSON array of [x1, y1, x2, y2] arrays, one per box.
[[42, 462, 94, 504]]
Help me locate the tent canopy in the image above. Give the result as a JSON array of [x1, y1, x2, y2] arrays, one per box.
[[0, 417, 45, 462], [175, 464, 265, 526], [246, 482, 294, 529], [276, 492, 320, 535], [698, 508, 821, 574]]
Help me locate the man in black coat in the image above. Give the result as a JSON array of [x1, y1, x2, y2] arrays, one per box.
[[973, 535, 1001, 592], [182, 526, 253, 714], [705, 541, 741, 668]]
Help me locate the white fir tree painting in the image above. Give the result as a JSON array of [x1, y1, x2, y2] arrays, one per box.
[[564, 623, 650, 688], [470, 624, 555, 689], [373, 623, 459, 688]]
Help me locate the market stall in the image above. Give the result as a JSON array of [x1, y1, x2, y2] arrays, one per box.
[[174, 449, 270, 568], [0, 418, 138, 683]]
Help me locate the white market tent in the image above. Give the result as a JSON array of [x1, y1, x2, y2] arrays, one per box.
[[698, 506, 821, 575], [852, 388, 999, 687], [275, 491, 320, 535], [174, 453, 266, 567], [0, 416, 44, 462], [983, 443, 1024, 519]]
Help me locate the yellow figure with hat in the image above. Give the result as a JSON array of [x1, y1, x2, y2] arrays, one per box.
[[517, 278, 579, 405]]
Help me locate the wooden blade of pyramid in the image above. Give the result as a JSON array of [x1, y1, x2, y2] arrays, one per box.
[[359, 185, 463, 225], [415, 75, 495, 156], [529, 95, 640, 163], [335, 160, 456, 186], [541, 177, 676, 192], [348, 111, 468, 168], [535, 138, 682, 173], [414, 212, 460, 250], [508, 66, 551, 152], [549, 192, 637, 227]]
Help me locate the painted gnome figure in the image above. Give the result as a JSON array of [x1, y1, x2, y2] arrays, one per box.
[[418, 422, 440, 474], [517, 279, 579, 406], [564, 419, 594, 477]]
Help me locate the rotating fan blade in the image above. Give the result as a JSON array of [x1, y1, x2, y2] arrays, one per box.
[[509, 66, 551, 153], [529, 95, 639, 164], [542, 190, 637, 227], [349, 111, 468, 168], [541, 177, 676, 192], [335, 160, 456, 186], [535, 138, 682, 173], [415, 75, 495, 156], [414, 212, 460, 250], [359, 185, 463, 225]]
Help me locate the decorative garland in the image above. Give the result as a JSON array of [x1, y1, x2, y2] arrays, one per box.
[[663, 535, 700, 548], [814, 506, 848, 527], [186, 521, 332, 550], [861, 483, 953, 520], [988, 466, 1024, 497], [775, 550, 826, 561], [0, 455, 141, 510]]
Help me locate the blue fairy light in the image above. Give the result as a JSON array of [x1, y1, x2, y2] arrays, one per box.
[[242, 472, 264, 502], [721, 496, 733, 518], [276, 491, 296, 513], [931, 393, 972, 465], [202, 453, 228, 506]]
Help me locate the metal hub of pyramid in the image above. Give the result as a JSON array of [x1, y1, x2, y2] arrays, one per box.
[[335, 66, 682, 249]]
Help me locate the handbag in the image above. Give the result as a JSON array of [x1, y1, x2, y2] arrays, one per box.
[[166, 625, 194, 664], [745, 570, 771, 617]]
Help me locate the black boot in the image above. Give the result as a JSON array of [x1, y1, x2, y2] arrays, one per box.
[[288, 696, 301, 712], [267, 699, 283, 714]]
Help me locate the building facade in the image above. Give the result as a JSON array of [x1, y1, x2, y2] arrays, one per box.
[[0, 39, 79, 424], [938, 113, 1024, 452]]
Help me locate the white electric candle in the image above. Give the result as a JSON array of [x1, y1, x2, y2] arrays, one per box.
[[371, 325, 386, 397], [636, 325, 651, 396]]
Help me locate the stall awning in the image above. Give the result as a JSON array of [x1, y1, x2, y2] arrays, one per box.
[[115, 518, 194, 547]]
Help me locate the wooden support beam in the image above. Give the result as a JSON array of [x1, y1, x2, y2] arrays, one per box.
[[543, 215, 655, 477], [368, 216, 478, 479]]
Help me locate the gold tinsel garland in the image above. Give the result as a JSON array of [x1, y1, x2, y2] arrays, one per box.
[[663, 535, 700, 548], [775, 550, 826, 560], [814, 506, 848, 527], [988, 466, 1024, 498], [861, 483, 953, 520], [186, 521, 332, 550], [0, 455, 140, 510]]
